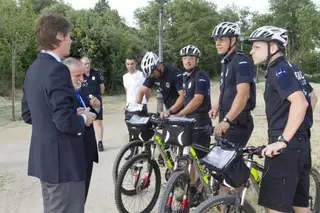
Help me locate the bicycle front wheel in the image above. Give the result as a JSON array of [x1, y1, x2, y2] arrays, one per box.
[[112, 140, 144, 185], [192, 194, 255, 213], [114, 153, 161, 213]]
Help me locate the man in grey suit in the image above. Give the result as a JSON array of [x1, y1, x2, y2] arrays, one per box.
[[21, 14, 96, 213]]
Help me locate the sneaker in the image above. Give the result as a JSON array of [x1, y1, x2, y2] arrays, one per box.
[[98, 141, 104, 152]]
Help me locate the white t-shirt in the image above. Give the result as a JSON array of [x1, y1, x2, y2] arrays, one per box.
[[123, 70, 147, 105]]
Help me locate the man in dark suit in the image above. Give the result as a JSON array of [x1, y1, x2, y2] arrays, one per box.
[[63, 57, 100, 202], [21, 14, 96, 213]]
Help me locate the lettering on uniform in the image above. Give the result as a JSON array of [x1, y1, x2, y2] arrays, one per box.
[[294, 70, 307, 85], [239, 61, 248, 65]]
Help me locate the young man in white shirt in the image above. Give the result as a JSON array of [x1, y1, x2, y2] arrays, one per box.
[[123, 56, 147, 144], [123, 56, 147, 106]]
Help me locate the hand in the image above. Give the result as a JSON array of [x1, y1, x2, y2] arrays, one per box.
[[83, 107, 96, 127], [89, 96, 100, 108], [261, 142, 287, 158], [77, 107, 85, 115], [213, 121, 230, 136], [160, 110, 170, 118], [208, 106, 219, 119]]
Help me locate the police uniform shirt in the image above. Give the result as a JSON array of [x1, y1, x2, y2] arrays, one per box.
[[219, 51, 256, 112], [183, 67, 211, 115], [143, 65, 183, 109], [80, 69, 104, 97], [265, 56, 313, 131]]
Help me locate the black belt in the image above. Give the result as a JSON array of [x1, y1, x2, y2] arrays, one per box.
[[268, 129, 310, 138], [186, 112, 209, 119]]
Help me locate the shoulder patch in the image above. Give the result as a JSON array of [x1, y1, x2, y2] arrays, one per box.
[[276, 68, 286, 78], [239, 61, 248, 65]]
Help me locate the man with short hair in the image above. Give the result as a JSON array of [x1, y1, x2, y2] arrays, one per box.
[[21, 14, 96, 213], [80, 57, 105, 152], [246, 26, 318, 213], [123, 56, 147, 142], [63, 57, 100, 202], [123, 56, 147, 106]]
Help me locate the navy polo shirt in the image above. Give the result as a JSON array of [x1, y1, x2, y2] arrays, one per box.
[[183, 67, 211, 115], [264, 56, 313, 131], [80, 69, 104, 97], [219, 51, 256, 112], [143, 65, 183, 110]]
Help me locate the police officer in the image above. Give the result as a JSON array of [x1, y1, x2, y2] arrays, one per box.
[[136, 52, 184, 116], [80, 57, 105, 152], [175, 45, 212, 206], [209, 21, 256, 145], [246, 26, 318, 213]]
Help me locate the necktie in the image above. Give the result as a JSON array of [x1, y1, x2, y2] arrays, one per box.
[[75, 90, 86, 108]]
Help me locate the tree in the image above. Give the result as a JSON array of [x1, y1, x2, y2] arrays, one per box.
[[94, 0, 110, 13], [135, 0, 221, 76]]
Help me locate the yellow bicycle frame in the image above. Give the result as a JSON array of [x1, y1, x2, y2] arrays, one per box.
[[190, 147, 209, 185], [154, 134, 174, 169]]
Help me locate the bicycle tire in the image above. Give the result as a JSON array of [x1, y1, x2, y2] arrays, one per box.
[[112, 140, 144, 185], [310, 167, 320, 213], [114, 153, 161, 213], [158, 170, 190, 213], [192, 194, 256, 213]]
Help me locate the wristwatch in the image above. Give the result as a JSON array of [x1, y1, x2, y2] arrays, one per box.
[[278, 135, 289, 147], [223, 117, 231, 125]]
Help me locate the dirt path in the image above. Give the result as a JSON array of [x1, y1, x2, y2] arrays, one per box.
[[0, 82, 319, 213], [0, 103, 134, 213]]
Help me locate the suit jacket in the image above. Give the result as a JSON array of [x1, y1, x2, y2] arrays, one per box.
[[76, 92, 99, 167], [21, 53, 86, 183]]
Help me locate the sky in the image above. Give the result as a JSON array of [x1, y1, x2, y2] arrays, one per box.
[[65, 0, 270, 27]]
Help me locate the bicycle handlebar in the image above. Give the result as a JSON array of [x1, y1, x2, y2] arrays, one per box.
[[214, 136, 265, 158]]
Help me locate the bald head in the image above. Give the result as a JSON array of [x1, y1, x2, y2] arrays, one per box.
[[80, 56, 91, 74], [63, 57, 84, 89]]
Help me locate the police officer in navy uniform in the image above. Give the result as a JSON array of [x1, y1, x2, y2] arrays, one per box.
[[175, 45, 212, 206], [209, 21, 256, 146], [246, 26, 318, 213], [80, 57, 105, 152], [136, 52, 184, 115]]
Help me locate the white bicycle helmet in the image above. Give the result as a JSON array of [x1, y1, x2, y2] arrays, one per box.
[[210, 22, 240, 38], [180, 45, 201, 58], [246, 26, 288, 47], [140, 52, 159, 78]]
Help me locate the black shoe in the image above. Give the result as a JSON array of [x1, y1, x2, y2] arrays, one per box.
[[98, 141, 104, 152]]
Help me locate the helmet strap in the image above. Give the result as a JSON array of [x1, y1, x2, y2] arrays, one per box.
[[221, 37, 236, 61], [261, 42, 281, 70]]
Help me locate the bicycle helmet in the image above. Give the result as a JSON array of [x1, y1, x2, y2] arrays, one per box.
[[245, 26, 288, 47], [210, 22, 240, 38], [140, 52, 159, 78], [179, 45, 201, 58]]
